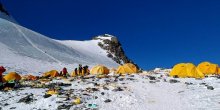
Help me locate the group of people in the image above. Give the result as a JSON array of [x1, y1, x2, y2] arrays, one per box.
[[59, 64, 90, 77]]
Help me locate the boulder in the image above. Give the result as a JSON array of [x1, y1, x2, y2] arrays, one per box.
[[169, 79, 180, 83], [18, 94, 34, 104], [207, 86, 214, 90], [104, 99, 111, 103]]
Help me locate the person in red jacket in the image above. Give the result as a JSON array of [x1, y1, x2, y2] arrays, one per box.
[[62, 67, 68, 77], [0, 66, 5, 82]]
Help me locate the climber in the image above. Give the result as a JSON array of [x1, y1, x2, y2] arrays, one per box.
[[83, 65, 89, 76], [74, 68, 78, 76], [78, 64, 83, 76], [0, 66, 5, 82], [62, 67, 68, 77], [0, 66, 6, 89]]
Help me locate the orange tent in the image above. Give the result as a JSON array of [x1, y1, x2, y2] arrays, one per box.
[[43, 70, 59, 77]]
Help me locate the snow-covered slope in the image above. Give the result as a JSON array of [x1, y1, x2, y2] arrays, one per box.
[[0, 17, 118, 74]]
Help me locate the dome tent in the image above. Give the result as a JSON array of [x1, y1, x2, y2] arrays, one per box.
[[3, 72, 21, 82], [43, 70, 59, 78], [116, 63, 138, 75], [197, 62, 218, 75], [170, 63, 204, 78], [90, 65, 109, 75]]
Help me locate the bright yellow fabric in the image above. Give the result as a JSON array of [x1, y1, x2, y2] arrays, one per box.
[[217, 68, 220, 74], [170, 63, 204, 78], [43, 70, 59, 77], [197, 62, 218, 75], [116, 63, 138, 75], [47, 90, 58, 95], [90, 65, 109, 75], [3, 72, 21, 82]]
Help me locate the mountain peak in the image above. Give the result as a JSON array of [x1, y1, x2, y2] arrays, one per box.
[[0, 2, 17, 23], [93, 34, 118, 41], [0, 2, 9, 16]]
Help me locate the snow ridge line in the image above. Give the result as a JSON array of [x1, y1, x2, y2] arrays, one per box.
[[11, 23, 62, 65]]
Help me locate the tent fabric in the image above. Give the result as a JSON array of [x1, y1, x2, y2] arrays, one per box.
[[218, 68, 220, 74], [43, 70, 59, 77], [90, 65, 109, 75], [116, 63, 138, 74], [22, 75, 37, 80], [197, 62, 218, 75], [170, 63, 204, 78], [3, 72, 21, 82]]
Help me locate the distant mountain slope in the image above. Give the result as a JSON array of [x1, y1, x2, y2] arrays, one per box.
[[0, 3, 138, 74], [0, 17, 119, 74]]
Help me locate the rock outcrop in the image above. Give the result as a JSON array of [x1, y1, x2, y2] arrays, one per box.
[[93, 34, 140, 69]]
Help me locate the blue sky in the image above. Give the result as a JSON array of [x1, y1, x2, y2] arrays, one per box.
[[2, 0, 220, 70]]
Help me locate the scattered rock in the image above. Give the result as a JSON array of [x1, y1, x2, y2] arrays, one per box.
[[104, 80, 110, 83], [178, 91, 184, 93], [93, 83, 99, 86], [101, 92, 105, 95], [129, 75, 135, 77], [92, 88, 99, 91], [127, 78, 135, 81], [4, 103, 9, 106], [185, 82, 193, 85], [103, 86, 109, 90], [200, 83, 206, 85], [112, 87, 123, 92], [56, 101, 63, 104], [57, 104, 72, 110], [104, 99, 111, 103], [82, 93, 90, 96], [94, 96, 98, 99], [119, 78, 124, 81], [148, 76, 156, 80], [207, 86, 214, 90], [10, 107, 16, 109], [43, 94, 52, 98], [149, 81, 156, 83], [18, 94, 34, 104], [169, 79, 180, 83]]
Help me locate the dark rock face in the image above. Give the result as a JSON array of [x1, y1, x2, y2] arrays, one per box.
[[0, 2, 9, 15], [18, 94, 34, 104], [207, 86, 214, 90], [93, 34, 139, 69]]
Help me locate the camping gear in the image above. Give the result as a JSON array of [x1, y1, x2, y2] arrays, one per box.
[[43, 70, 59, 78], [73, 97, 81, 104], [197, 62, 218, 75], [22, 75, 38, 81], [3, 72, 21, 82], [170, 63, 204, 78], [116, 63, 138, 75], [46, 89, 58, 95], [90, 65, 109, 75], [87, 104, 98, 109]]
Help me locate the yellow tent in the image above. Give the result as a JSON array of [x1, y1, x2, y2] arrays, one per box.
[[43, 70, 59, 77], [217, 68, 220, 75], [3, 72, 22, 82], [90, 65, 109, 75], [116, 63, 138, 75], [170, 63, 204, 78], [197, 62, 218, 75]]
